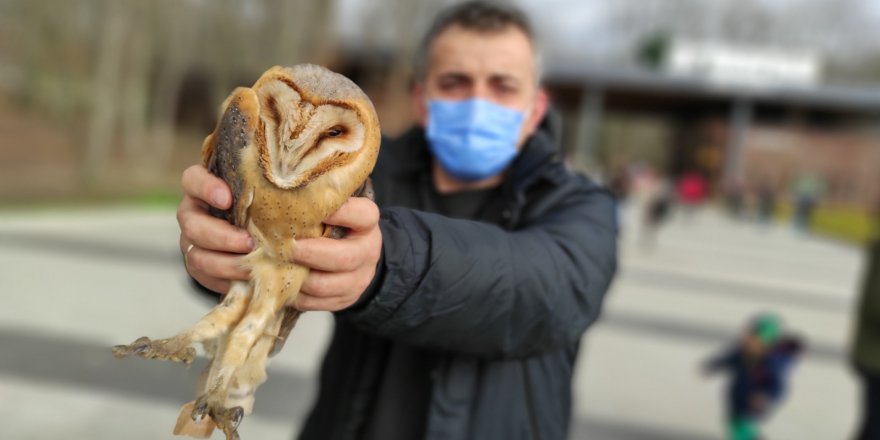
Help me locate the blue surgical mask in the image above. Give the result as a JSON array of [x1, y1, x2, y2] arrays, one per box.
[[426, 98, 525, 181]]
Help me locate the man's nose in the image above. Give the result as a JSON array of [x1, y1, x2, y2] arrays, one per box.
[[472, 82, 491, 101]]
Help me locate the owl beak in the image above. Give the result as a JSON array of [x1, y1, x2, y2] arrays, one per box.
[[284, 140, 304, 152], [281, 140, 314, 175], [290, 140, 310, 157]]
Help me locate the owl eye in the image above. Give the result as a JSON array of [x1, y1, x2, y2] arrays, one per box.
[[326, 126, 345, 138]]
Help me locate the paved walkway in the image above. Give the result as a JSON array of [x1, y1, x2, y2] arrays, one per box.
[[0, 204, 863, 439]]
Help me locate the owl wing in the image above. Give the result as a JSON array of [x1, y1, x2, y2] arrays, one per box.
[[201, 87, 261, 227]]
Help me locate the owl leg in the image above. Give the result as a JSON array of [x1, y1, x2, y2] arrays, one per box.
[[112, 280, 253, 364], [170, 327, 234, 438], [185, 315, 281, 440], [224, 312, 285, 414], [191, 263, 308, 439]]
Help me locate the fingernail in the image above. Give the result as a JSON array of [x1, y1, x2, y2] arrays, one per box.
[[289, 241, 301, 261], [246, 237, 254, 250], [211, 189, 229, 207]]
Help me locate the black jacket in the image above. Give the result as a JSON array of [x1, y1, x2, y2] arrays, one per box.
[[299, 125, 618, 440]]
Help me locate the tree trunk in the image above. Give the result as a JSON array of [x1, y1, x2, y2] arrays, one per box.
[[83, 0, 130, 188], [121, 0, 153, 181], [150, 0, 199, 174]]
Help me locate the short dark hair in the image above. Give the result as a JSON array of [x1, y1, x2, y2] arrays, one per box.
[[413, 1, 540, 81]]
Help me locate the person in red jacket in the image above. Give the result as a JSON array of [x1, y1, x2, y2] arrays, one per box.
[[676, 170, 707, 220]]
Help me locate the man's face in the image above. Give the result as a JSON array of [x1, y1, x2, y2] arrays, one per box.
[[415, 24, 547, 149]]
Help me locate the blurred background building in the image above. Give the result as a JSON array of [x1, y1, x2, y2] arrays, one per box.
[[2, 0, 879, 231], [1, 0, 878, 439]]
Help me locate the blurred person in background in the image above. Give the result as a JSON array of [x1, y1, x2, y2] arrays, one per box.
[[755, 177, 777, 224], [676, 170, 707, 221], [639, 174, 673, 250], [791, 171, 825, 233], [703, 314, 805, 440], [175, 1, 618, 439], [724, 176, 746, 219], [851, 233, 880, 440]]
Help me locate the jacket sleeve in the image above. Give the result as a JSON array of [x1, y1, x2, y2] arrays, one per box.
[[703, 346, 739, 373], [342, 180, 618, 359]]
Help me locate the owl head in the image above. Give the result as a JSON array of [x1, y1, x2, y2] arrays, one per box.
[[250, 64, 380, 189]]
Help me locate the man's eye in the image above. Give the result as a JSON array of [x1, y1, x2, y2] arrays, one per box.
[[327, 126, 344, 137], [496, 83, 518, 94], [439, 81, 462, 91]]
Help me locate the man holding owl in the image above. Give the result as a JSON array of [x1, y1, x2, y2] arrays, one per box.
[[176, 2, 617, 439]]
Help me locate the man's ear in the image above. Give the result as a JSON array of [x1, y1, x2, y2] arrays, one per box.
[[524, 88, 550, 136], [411, 83, 428, 127]]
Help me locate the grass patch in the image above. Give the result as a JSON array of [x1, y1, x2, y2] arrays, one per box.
[[0, 188, 182, 212], [127, 190, 183, 208], [777, 203, 876, 244]]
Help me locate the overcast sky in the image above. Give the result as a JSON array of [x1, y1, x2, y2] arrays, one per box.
[[334, 0, 880, 77]]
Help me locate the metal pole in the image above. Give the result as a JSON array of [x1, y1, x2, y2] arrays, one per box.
[[573, 86, 604, 172], [723, 98, 752, 185]]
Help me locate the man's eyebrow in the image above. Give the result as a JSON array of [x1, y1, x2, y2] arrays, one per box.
[[490, 73, 522, 85], [437, 72, 471, 81]]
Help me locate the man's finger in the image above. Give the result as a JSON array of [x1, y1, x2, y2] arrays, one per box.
[[181, 165, 232, 209], [322, 197, 380, 231], [291, 237, 360, 272], [294, 291, 354, 312], [300, 268, 375, 300], [185, 247, 251, 282], [195, 277, 231, 296], [179, 206, 253, 253]]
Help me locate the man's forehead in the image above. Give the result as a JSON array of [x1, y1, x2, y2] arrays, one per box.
[[426, 25, 537, 80]]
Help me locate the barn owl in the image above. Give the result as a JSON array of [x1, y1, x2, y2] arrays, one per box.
[[113, 64, 381, 440]]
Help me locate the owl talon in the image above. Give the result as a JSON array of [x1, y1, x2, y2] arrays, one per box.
[[111, 336, 151, 358], [228, 406, 244, 431], [111, 336, 196, 364], [191, 398, 209, 422], [191, 396, 244, 440], [214, 406, 244, 440]]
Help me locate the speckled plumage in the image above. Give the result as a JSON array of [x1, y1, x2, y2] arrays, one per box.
[[113, 64, 380, 440]]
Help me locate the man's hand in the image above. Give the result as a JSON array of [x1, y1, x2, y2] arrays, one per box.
[[177, 165, 382, 311], [291, 197, 382, 312], [177, 165, 254, 294]]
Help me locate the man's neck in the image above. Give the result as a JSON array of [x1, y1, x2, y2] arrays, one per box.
[[432, 161, 503, 194]]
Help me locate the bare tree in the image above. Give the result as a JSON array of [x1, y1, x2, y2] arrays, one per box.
[[83, 0, 130, 187], [357, 0, 446, 133], [149, 0, 201, 174], [120, 0, 154, 176]]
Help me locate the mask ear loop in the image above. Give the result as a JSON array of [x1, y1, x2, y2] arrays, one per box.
[[516, 101, 534, 139]]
